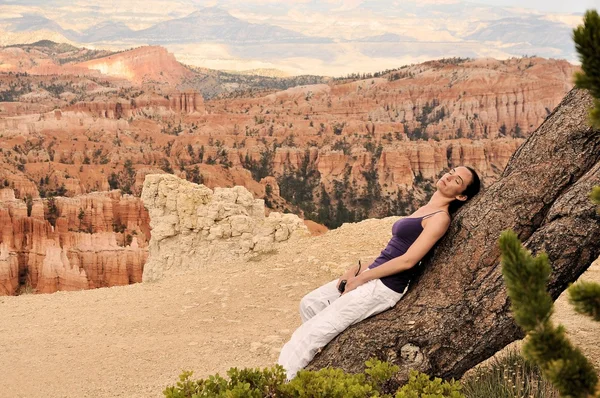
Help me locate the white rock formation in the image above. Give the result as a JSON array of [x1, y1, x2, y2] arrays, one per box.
[[140, 174, 309, 281]]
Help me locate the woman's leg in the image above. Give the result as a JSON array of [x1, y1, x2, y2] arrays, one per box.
[[299, 279, 341, 323], [278, 279, 404, 380]]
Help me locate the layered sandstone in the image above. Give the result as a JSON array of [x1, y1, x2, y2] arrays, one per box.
[[0, 188, 149, 295], [76, 46, 195, 89], [64, 91, 205, 119], [208, 57, 577, 141], [141, 174, 309, 281]]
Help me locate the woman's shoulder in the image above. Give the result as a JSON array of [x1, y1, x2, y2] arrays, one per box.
[[421, 210, 451, 230]]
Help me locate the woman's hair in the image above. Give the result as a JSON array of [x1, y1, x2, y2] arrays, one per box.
[[448, 166, 481, 216]]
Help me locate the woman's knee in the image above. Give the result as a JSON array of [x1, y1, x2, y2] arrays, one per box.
[[299, 294, 316, 318]]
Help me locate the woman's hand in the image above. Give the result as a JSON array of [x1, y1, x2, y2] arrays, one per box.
[[341, 274, 365, 295], [337, 264, 358, 291]]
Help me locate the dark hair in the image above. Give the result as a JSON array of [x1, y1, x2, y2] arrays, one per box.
[[448, 166, 481, 216]]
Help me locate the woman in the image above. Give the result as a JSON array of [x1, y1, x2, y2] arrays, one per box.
[[277, 166, 482, 380]]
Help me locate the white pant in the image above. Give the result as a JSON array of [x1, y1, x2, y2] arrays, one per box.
[[277, 277, 407, 380]]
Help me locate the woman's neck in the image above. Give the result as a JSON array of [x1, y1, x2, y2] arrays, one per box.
[[424, 192, 453, 211]]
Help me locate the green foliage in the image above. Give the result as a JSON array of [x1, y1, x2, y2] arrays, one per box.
[[332, 122, 345, 136], [591, 186, 600, 209], [278, 149, 319, 217], [165, 359, 465, 398], [38, 179, 67, 198], [163, 366, 286, 398], [282, 357, 400, 397], [573, 10, 600, 128], [283, 367, 382, 397], [568, 281, 600, 321], [107, 159, 136, 194], [46, 197, 59, 227], [243, 148, 275, 182], [161, 159, 174, 174], [203, 73, 328, 100], [124, 233, 133, 246], [395, 371, 463, 398], [0, 80, 33, 102], [161, 121, 184, 136], [25, 195, 33, 217], [499, 230, 599, 398], [332, 138, 352, 155], [186, 165, 204, 185], [499, 231, 554, 332], [216, 148, 233, 168], [461, 349, 559, 398]]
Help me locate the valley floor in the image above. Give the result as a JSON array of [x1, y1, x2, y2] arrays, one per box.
[[1, 217, 598, 398]]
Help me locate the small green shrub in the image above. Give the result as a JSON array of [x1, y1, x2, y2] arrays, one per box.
[[395, 370, 463, 398], [164, 359, 465, 398], [281, 358, 399, 397], [163, 366, 286, 398]]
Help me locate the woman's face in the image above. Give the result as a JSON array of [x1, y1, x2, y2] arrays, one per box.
[[436, 166, 473, 200]]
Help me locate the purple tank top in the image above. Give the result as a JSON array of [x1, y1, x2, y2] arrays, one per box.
[[368, 211, 445, 293]]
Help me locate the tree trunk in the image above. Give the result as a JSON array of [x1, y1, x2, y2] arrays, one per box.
[[306, 89, 600, 384]]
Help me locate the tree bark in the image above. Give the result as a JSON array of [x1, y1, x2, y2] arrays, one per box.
[[306, 89, 600, 384]]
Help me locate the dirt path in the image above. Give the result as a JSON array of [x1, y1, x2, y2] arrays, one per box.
[[1, 217, 598, 397]]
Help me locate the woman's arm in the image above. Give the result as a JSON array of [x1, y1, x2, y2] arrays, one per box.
[[342, 213, 450, 294]]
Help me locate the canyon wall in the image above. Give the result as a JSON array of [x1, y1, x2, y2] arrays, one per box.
[[0, 188, 149, 295]]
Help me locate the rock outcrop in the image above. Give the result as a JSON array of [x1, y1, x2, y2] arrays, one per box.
[[65, 91, 205, 119], [0, 188, 149, 295], [76, 46, 195, 88], [141, 174, 309, 281]]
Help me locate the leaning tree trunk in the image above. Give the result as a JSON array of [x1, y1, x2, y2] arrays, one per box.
[[307, 88, 600, 384]]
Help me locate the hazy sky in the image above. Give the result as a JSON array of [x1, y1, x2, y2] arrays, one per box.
[[2, 0, 598, 14], [470, 0, 598, 13]]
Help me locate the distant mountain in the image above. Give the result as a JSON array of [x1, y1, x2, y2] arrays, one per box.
[[1, 14, 133, 43], [0, 8, 329, 46], [353, 33, 417, 43], [4, 13, 70, 34], [465, 17, 575, 53], [81, 21, 135, 42], [131, 7, 331, 44], [0, 2, 581, 75]]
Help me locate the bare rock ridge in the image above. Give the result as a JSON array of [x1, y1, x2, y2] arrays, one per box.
[[307, 88, 600, 382], [140, 174, 309, 281], [76, 46, 195, 88], [0, 188, 149, 295], [66, 92, 205, 119]]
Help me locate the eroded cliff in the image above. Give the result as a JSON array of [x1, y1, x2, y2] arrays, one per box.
[[0, 188, 149, 295]]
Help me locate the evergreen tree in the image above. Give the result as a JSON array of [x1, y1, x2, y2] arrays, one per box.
[[573, 10, 600, 128], [498, 15, 600, 396], [499, 230, 599, 398]]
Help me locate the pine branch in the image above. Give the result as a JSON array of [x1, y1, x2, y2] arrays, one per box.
[[499, 230, 553, 332], [568, 281, 600, 321], [499, 230, 599, 397], [573, 10, 600, 128]]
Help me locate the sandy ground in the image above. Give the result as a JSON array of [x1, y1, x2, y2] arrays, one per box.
[[1, 217, 598, 397]]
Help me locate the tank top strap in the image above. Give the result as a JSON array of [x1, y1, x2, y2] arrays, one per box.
[[421, 210, 449, 219]]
